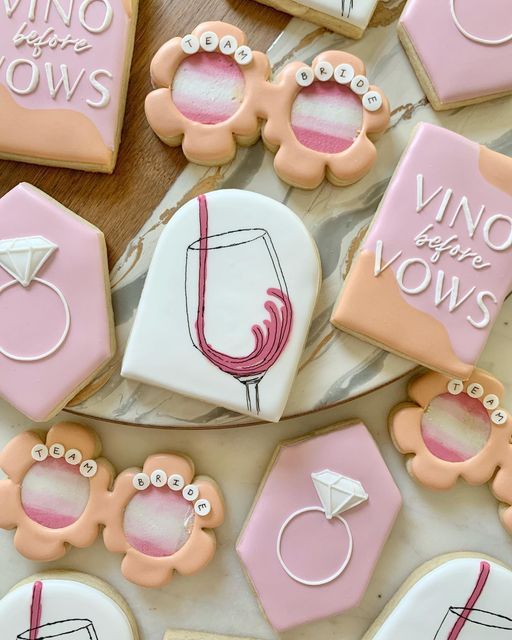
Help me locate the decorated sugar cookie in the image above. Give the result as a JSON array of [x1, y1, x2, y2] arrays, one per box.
[[145, 22, 390, 190], [363, 554, 512, 639], [0, 422, 113, 562], [103, 453, 224, 588], [263, 51, 390, 189], [0, 0, 138, 171], [0, 571, 138, 639], [0, 183, 115, 421], [331, 123, 512, 380], [145, 21, 270, 166], [252, 0, 388, 39], [237, 421, 401, 631], [399, 0, 512, 110], [122, 190, 321, 422]]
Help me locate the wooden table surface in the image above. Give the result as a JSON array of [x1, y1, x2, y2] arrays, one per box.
[[0, 0, 289, 267]]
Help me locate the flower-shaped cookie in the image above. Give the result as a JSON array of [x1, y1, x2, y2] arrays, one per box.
[[0, 422, 113, 561], [145, 21, 270, 166], [263, 51, 390, 189], [102, 453, 225, 588], [390, 369, 511, 491]]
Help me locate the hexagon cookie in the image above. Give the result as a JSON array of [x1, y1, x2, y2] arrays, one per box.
[[0, 183, 115, 421], [399, 0, 512, 110], [236, 420, 401, 631]]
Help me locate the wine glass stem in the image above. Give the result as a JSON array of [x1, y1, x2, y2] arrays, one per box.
[[244, 381, 260, 414]]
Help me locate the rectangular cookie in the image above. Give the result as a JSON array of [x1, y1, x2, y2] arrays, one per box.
[[331, 122, 512, 380], [252, 0, 382, 39], [0, 0, 138, 172]]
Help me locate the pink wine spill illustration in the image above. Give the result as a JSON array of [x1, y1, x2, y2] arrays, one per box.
[[185, 194, 293, 414]]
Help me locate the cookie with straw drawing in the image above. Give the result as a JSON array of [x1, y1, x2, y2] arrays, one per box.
[[0, 422, 113, 561]]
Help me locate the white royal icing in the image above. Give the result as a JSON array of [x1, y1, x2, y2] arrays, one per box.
[[121, 190, 321, 423], [290, 0, 381, 30], [0, 577, 135, 639], [371, 557, 512, 639]]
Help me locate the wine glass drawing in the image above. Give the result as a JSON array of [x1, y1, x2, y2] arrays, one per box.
[[185, 194, 293, 415], [433, 562, 512, 639], [341, 0, 354, 17]]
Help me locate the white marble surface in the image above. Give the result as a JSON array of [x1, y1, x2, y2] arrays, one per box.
[[1, 371, 512, 640]]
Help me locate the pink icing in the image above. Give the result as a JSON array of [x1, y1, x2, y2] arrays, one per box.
[[236, 422, 401, 631], [421, 392, 491, 462], [401, 0, 512, 102], [172, 52, 245, 125], [0, 0, 132, 147], [291, 82, 362, 154], [123, 486, 195, 558], [195, 194, 293, 378], [362, 123, 512, 365], [448, 561, 491, 639], [21, 457, 90, 529], [0, 184, 113, 421]]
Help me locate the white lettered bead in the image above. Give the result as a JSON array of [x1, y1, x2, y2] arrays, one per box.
[[133, 473, 150, 490], [314, 61, 333, 81], [80, 459, 98, 478], [194, 498, 212, 517], [219, 35, 238, 55], [362, 90, 383, 112], [168, 474, 185, 491], [447, 379, 464, 395], [334, 63, 354, 85], [181, 34, 200, 54], [234, 45, 252, 65], [483, 394, 500, 410], [199, 31, 219, 52], [150, 469, 167, 487], [183, 484, 200, 501], [466, 383, 484, 399], [31, 444, 48, 462], [65, 448, 82, 465], [49, 443, 65, 459], [351, 74, 369, 95], [295, 66, 314, 87], [491, 408, 508, 425]]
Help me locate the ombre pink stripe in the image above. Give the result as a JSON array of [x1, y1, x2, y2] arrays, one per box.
[[421, 433, 467, 463], [292, 126, 354, 154], [125, 535, 172, 558], [23, 505, 78, 529], [292, 114, 360, 139]]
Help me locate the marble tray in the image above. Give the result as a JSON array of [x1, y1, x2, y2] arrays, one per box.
[[69, 10, 512, 428]]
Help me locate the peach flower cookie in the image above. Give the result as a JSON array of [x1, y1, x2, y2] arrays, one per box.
[[263, 51, 390, 189], [399, 0, 512, 110], [0, 0, 138, 171], [332, 123, 512, 380], [252, 0, 389, 39], [145, 22, 270, 166], [363, 553, 512, 639], [0, 571, 139, 640], [0, 183, 116, 422], [0, 422, 114, 562], [103, 453, 225, 588]]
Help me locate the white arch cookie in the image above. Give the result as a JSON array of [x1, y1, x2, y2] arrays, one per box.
[[122, 189, 321, 422], [0, 571, 139, 639], [363, 553, 512, 639]]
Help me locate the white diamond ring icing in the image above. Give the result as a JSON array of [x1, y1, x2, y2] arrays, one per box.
[[276, 470, 369, 587], [0, 236, 70, 362]]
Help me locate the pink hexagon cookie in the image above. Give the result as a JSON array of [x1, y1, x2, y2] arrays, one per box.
[[236, 420, 401, 631], [0, 183, 115, 421], [399, 0, 512, 109]]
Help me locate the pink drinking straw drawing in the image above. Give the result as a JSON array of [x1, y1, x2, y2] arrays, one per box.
[[29, 582, 43, 640], [186, 194, 293, 414], [447, 561, 490, 640]]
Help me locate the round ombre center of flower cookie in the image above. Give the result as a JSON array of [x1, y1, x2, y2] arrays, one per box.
[[21, 457, 90, 529], [172, 52, 245, 125], [123, 486, 195, 557], [421, 392, 491, 462], [291, 83, 362, 154]]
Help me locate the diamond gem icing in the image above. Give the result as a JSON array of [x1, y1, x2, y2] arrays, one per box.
[[312, 469, 368, 519], [0, 236, 58, 287]]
